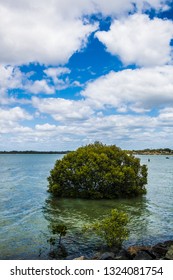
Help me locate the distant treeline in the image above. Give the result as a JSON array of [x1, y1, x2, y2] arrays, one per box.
[[132, 148, 173, 155], [1, 148, 173, 155], [0, 151, 71, 154]]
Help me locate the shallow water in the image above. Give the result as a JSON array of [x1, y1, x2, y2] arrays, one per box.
[[0, 154, 173, 259]]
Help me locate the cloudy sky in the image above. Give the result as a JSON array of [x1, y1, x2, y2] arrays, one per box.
[[0, 0, 173, 151]]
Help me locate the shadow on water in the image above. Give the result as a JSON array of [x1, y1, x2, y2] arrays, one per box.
[[43, 194, 151, 259]]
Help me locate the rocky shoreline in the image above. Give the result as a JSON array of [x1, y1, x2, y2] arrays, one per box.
[[73, 240, 173, 260]]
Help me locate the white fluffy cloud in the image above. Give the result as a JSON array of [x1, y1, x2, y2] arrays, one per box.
[[1, 0, 173, 150], [0, 0, 171, 66], [35, 123, 57, 131], [0, 107, 32, 134], [44, 67, 71, 81], [158, 107, 173, 123], [0, 0, 97, 65], [22, 112, 173, 150], [82, 65, 173, 112], [96, 14, 173, 67], [0, 65, 25, 104], [25, 80, 54, 95], [0, 107, 32, 122], [1, 104, 173, 150], [0, 65, 56, 102], [44, 67, 71, 90], [0, 65, 23, 90], [90, 0, 170, 16], [32, 97, 94, 122]]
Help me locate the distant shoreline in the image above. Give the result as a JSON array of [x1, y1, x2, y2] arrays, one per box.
[[132, 148, 173, 156], [0, 151, 70, 154], [0, 148, 173, 155], [133, 153, 173, 156]]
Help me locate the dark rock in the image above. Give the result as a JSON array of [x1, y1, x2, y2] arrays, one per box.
[[134, 250, 154, 260], [165, 245, 173, 260], [152, 243, 168, 259], [163, 240, 173, 247], [65, 255, 77, 260], [92, 252, 102, 260], [151, 240, 173, 259], [109, 245, 122, 255], [127, 245, 152, 258], [115, 249, 132, 260], [73, 256, 87, 260], [71, 240, 173, 261], [98, 252, 115, 260]]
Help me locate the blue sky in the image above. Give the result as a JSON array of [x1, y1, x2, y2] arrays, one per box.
[[0, 0, 173, 151]]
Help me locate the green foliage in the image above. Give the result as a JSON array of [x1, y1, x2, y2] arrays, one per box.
[[51, 224, 67, 245], [48, 142, 147, 199], [83, 209, 129, 247], [47, 237, 56, 246], [47, 224, 68, 259]]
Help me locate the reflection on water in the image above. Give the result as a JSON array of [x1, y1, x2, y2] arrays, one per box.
[[43, 195, 151, 258]]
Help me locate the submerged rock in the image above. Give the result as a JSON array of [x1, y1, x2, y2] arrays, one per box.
[[165, 245, 173, 260]]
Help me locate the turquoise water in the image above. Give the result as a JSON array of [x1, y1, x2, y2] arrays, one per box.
[[0, 154, 173, 259]]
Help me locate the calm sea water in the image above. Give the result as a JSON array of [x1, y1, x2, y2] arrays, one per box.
[[0, 154, 173, 259]]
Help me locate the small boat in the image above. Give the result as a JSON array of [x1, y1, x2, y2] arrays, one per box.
[[166, 157, 169, 159]]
